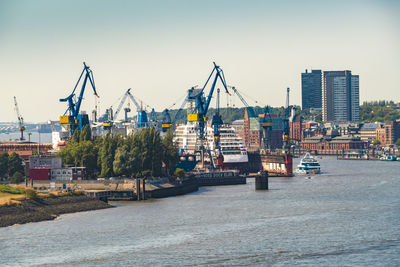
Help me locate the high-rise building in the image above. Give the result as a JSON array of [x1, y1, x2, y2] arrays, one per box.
[[301, 69, 322, 109], [350, 75, 360, 122], [322, 70, 360, 122]]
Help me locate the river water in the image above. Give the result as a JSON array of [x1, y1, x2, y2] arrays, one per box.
[[1, 157, 399, 266], [0, 132, 52, 144]]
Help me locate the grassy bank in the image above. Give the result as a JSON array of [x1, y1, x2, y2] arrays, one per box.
[[0, 185, 27, 206]]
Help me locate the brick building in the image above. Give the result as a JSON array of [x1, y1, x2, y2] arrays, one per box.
[[289, 115, 305, 142], [0, 143, 53, 160], [242, 109, 283, 150], [376, 120, 400, 146], [360, 123, 380, 143], [300, 136, 367, 152]]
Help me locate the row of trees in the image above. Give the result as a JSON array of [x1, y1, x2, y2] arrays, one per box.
[[57, 125, 179, 178], [0, 152, 25, 183], [360, 102, 400, 122], [161, 101, 400, 124]]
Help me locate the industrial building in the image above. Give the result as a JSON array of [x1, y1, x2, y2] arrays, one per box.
[[28, 155, 88, 180]]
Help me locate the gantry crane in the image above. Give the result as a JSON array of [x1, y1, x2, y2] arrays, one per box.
[[211, 88, 225, 168], [13, 96, 25, 141], [261, 105, 273, 153], [59, 62, 99, 136], [187, 62, 231, 168], [161, 109, 172, 132], [112, 88, 149, 128], [161, 94, 188, 132]]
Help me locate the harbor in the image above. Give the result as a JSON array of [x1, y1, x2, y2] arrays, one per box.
[[1, 1, 399, 265], [1, 157, 399, 266]]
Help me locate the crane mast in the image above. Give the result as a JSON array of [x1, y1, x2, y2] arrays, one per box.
[[59, 62, 99, 136], [14, 96, 25, 141], [187, 62, 230, 168]]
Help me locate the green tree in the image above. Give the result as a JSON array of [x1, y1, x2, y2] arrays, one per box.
[[71, 129, 81, 143], [98, 134, 120, 177], [395, 138, 400, 147], [8, 152, 24, 177], [76, 140, 98, 178], [0, 153, 9, 179], [80, 125, 92, 142], [57, 133, 99, 178], [10, 171, 25, 184], [162, 129, 179, 175], [113, 145, 129, 176]]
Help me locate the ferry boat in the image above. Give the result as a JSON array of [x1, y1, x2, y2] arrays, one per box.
[[296, 153, 321, 174], [173, 123, 248, 170], [379, 155, 397, 161]]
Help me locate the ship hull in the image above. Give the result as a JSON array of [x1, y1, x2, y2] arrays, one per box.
[[192, 171, 246, 186], [260, 152, 293, 177]]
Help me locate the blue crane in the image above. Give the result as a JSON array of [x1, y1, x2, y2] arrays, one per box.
[[161, 95, 188, 132], [59, 62, 99, 136], [187, 62, 230, 142], [186, 62, 231, 168]]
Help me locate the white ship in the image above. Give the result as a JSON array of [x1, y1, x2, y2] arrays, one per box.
[[174, 123, 248, 169], [296, 153, 321, 174]]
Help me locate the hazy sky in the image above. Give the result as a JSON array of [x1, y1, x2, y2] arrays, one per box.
[[0, 0, 399, 123]]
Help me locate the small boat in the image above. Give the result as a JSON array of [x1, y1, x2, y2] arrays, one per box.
[[380, 155, 397, 161], [296, 153, 321, 174]]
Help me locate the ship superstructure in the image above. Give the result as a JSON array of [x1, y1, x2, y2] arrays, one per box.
[[174, 123, 248, 168]]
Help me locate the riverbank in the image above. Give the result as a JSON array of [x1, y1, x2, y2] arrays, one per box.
[[0, 194, 112, 227]]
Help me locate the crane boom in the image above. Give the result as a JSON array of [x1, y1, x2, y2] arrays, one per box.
[[13, 96, 25, 141], [113, 89, 131, 121], [59, 62, 99, 117], [229, 86, 256, 118], [186, 62, 231, 169], [127, 90, 141, 111]]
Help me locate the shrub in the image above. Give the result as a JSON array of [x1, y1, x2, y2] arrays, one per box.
[[25, 189, 38, 199], [10, 172, 25, 184], [174, 168, 186, 178], [141, 170, 152, 178]]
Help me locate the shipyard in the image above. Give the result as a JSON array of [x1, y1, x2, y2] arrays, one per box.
[[1, 1, 400, 266]]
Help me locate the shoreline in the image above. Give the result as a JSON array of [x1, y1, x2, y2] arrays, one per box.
[[0, 195, 112, 228], [0, 179, 199, 227]]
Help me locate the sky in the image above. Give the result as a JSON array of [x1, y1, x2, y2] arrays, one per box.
[[0, 0, 399, 123]]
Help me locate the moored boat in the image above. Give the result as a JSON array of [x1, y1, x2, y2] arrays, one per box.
[[174, 123, 248, 170]]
